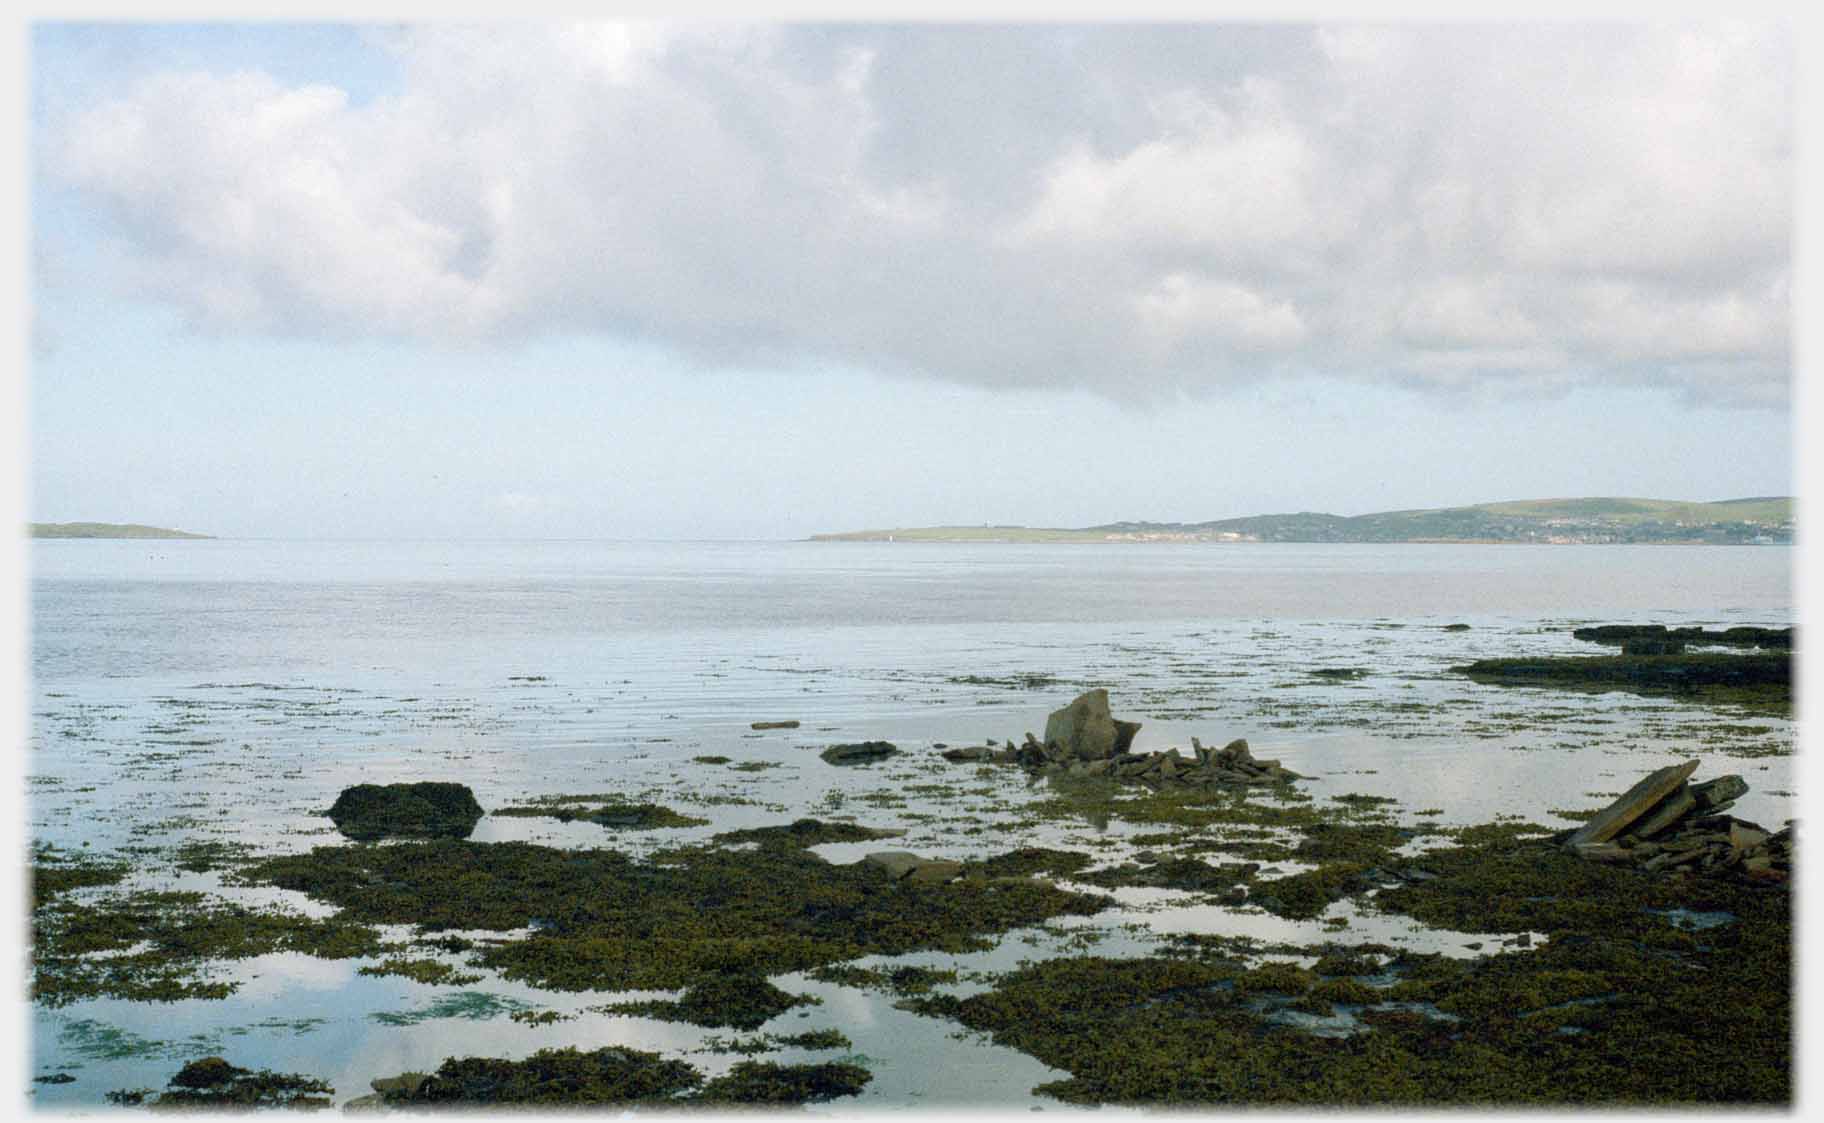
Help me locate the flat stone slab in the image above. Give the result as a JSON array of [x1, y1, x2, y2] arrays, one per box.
[[1564, 760, 1701, 848]]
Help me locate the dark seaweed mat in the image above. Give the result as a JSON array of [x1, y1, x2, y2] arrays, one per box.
[[906, 832, 1791, 1106], [245, 828, 1109, 991]]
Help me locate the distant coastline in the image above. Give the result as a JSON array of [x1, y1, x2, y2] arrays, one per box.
[[811, 496, 1793, 546], [29, 522, 212, 540]]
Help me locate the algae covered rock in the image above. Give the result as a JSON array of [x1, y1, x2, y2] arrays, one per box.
[[1043, 689, 1140, 760], [820, 741, 900, 765], [326, 782, 484, 841]]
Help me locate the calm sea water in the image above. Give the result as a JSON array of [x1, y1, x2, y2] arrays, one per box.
[[26, 540, 1795, 1108]]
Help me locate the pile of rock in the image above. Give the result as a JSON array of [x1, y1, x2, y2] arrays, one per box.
[[942, 689, 1299, 790], [1030, 735, 1300, 789], [1560, 760, 1791, 885]]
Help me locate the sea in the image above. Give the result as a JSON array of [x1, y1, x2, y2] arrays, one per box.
[[24, 539, 1796, 1109]]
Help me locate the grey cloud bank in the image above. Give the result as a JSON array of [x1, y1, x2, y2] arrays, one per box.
[[42, 22, 1791, 406]]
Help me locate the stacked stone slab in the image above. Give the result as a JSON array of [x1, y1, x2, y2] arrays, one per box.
[[1561, 761, 1789, 885]]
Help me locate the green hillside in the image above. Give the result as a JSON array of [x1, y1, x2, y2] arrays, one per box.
[[813, 497, 1792, 545], [30, 522, 212, 540]]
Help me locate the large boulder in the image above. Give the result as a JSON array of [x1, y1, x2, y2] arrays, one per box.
[[326, 782, 484, 841], [1042, 690, 1140, 761]]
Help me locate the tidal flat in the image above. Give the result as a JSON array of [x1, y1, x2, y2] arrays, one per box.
[[27, 540, 1795, 1109]]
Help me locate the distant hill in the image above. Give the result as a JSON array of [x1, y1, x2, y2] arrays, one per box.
[[812, 497, 1793, 545], [30, 522, 212, 540]]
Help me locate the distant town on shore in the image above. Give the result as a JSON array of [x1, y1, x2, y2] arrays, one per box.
[[812, 497, 1794, 546]]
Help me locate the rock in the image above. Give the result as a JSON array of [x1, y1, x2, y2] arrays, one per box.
[[1570, 842, 1631, 863], [1621, 637, 1686, 655], [904, 860, 965, 885], [1042, 689, 1140, 761], [326, 782, 484, 842], [371, 1073, 431, 1098], [820, 741, 899, 765], [1562, 761, 1701, 848], [1730, 824, 1770, 851], [1693, 775, 1750, 810], [861, 851, 961, 884], [862, 852, 926, 880], [750, 720, 800, 730], [941, 746, 995, 763], [1630, 784, 1698, 839]]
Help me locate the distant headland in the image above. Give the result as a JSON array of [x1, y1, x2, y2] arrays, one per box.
[[30, 522, 213, 540], [812, 497, 1793, 546]]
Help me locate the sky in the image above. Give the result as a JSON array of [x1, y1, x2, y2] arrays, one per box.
[[21, 19, 1797, 540]]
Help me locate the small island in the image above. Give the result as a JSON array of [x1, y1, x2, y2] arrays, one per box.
[[30, 522, 212, 540]]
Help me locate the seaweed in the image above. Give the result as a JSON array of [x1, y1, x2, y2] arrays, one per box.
[[1454, 652, 1790, 711], [32, 888, 384, 1007], [114, 1056, 333, 1110], [368, 1048, 870, 1107], [696, 1060, 872, 1104], [493, 800, 709, 830], [245, 832, 1108, 992], [905, 819, 1791, 1106], [599, 972, 819, 1030], [325, 783, 483, 841]]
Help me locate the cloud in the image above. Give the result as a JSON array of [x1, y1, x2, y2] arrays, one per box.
[[40, 22, 1790, 405]]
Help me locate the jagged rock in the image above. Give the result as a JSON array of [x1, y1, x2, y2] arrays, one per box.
[[1042, 689, 1141, 760], [1562, 761, 1700, 848], [821, 741, 899, 765]]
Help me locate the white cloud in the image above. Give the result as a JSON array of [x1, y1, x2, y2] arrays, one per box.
[[40, 22, 1790, 405]]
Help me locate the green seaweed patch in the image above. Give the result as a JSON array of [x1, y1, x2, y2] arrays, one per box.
[[370, 1047, 869, 1107], [1078, 857, 1254, 895], [693, 755, 733, 765], [357, 957, 484, 986], [114, 1056, 333, 1110], [599, 973, 819, 1030], [1251, 863, 1375, 920], [697, 1060, 872, 1104], [388, 1046, 702, 1106], [33, 888, 385, 1007], [246, 835, 1109, 993], [912, 925, 1789, 1106], [699, 1028, 852, 1055], [172, 839, 259, 874], [492, 800, 710, 830], [964, 847, 1093, 879], [1294, 822, 1414, 864], [31, 851, 128, 907]]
